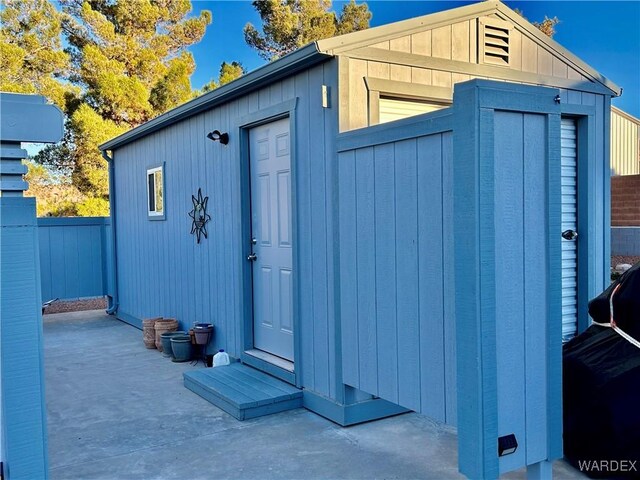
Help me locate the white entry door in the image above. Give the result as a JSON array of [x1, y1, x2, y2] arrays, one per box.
[[248, 118, 294, 361], [561, 118, 579, 342]]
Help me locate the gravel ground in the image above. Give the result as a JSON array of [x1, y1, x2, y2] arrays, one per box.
[[612, 255, 640, 269], [43, 297, 106, 315]]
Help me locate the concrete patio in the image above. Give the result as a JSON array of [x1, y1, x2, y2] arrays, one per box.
[[44, 311, 585, 479]]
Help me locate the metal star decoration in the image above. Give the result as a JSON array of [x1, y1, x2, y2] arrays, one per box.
[[188, 188, 211, 244]]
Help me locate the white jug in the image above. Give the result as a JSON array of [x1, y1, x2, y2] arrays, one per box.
[[212, 349, 230, 367]]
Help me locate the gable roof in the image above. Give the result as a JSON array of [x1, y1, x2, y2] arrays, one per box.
[[101, 0, 620, 151], [317, 0, 621, 97]]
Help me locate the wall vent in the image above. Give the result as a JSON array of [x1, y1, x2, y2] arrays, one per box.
[[479, 18, 512, 67]]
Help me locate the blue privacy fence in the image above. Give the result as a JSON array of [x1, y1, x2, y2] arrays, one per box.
[[37, 217, 112, 302], [611, 227, 640, 256]]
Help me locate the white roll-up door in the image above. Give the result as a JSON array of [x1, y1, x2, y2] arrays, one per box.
[[561, 118, 578, 342], [379, 98, 447, 124]]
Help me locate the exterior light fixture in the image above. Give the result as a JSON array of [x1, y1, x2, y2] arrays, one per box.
[[498, 434, 518, 457], [206, 130, 229, 145]]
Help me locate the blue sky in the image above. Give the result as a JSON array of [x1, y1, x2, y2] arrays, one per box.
[[188, 1, 640, 117]]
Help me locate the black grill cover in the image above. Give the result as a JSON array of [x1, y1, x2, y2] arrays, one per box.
[[587, 262, 640, 342], [563, 263, 640, 477]]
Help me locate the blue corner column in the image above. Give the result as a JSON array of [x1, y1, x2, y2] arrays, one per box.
[[452, 80, 563, 479], [1, 93, 63, 480]]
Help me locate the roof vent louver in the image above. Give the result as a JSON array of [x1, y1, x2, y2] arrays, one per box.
[[479, 18, 511, 67]]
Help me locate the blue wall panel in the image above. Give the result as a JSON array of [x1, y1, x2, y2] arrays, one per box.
[[111, 61, 341, 400], [452, 81, 567, 479], [1, 198, 48, 480], [37, 217, 110, 302], [373, 143, 398, 404], [337, 112, 456, 422], [611, 227, 640, 256]]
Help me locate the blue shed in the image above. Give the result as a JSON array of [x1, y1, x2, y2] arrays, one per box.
[[100, 2, 619, 477]]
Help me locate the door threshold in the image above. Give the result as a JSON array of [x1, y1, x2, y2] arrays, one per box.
[[241, 349, 296, 386]]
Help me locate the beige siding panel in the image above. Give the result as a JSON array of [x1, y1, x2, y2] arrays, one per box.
[[451, 21, 470, 62], [371, 40, 390, 50], [411, 30, 432, 56], [349, 58, 369, 130], [390, 64, 412, 82], [469, 19, 478, 63], [367, 61, 390, 79], [432, 25, 452, 59], [412, 67, 433, 85], [390, 35, 412, 53], [339, 56, 350, 132], [432, 70, 452, 88], [537, 47, 553, 76], [521, 36, 537, 73], [452, 73, 470, 85], [510, 29, 522, 70], [553, 56, 568, 79], [568, 68, 582, 81], [611, 108, 640, 175]]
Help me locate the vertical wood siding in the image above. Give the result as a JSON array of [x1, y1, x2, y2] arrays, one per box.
[[338, 117, 457, 425], [338, 15, 591, 132], [112, 61, 339, 399], [610, 107, 640, 175], [494, 111, 549, 472], [1, 198, 48, 479], [37, 217, 111, 301]]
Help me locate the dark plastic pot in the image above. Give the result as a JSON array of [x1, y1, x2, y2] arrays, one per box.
[[160, 331, 186, 358], [194, 324, 213, 345], [171, 334, 193, 362]]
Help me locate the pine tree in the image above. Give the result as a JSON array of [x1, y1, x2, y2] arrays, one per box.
[[244, 0, 372, 61], [26, 0, 212, 215], [0, 0, 76, 109]]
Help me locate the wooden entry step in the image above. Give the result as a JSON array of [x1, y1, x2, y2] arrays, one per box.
[[183, 362, 302, 420]]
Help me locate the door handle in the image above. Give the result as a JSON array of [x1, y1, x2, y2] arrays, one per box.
[[247, 253, 257, 262], [562, 229, 578, 241]]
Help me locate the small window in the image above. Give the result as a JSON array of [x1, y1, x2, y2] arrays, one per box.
[[147, 165, 165, 219]]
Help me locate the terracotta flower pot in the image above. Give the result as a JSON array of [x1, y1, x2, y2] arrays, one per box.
[[142, 317, 162, 349]]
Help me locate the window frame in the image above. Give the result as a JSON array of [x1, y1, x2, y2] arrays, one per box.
[[364, 77, 453, 125], [146, 164, 166, 220]]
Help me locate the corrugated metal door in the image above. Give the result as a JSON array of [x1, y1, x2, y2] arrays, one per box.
[[561, 118, 578, 342], [379, 98, 447, 124]]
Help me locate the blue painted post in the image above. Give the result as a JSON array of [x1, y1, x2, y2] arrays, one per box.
[[1, 93, 63, 479], [453, 80, 563, 479]]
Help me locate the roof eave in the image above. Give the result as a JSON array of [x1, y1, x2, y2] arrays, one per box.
[[611, 105, 640, 125], [317, 1, 498, 54], [100, 43, 329, 151], [316, 0, 621, 97], [494, 3, 621, 97]]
